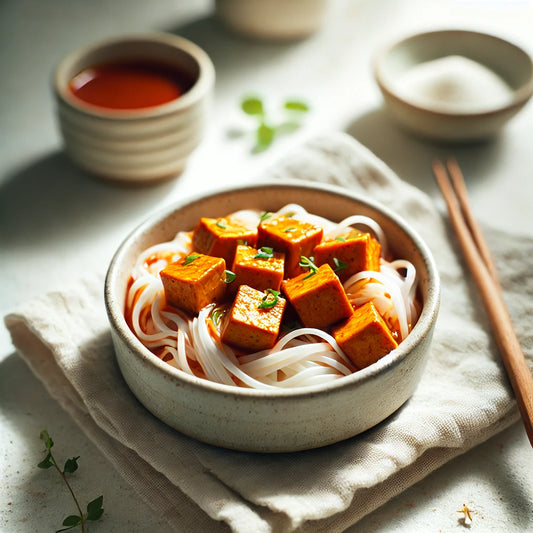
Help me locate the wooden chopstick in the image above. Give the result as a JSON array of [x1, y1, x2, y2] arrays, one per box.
[[432, 159, 533, 447]]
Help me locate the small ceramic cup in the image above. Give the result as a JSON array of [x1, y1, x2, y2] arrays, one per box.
[[215, 0, 328, 41], [53, 33, 215, 183]]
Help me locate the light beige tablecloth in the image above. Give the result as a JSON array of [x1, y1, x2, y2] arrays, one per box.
[[5, 133, 533, 532]]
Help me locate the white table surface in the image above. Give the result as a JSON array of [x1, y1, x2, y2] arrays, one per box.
[[1, 0, 532, 531]]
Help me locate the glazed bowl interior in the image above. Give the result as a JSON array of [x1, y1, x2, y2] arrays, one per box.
[[54, 33, 213, 119], [105, 181, 440, 452]]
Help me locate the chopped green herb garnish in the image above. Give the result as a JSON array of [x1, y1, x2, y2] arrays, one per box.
[[224, 270, 236, 283], [284, 100, 310, 112], [241, 96, 264, 117], [254, 246, 274, 259], [183, 253, 200, 265], [335, 236, 346, 242], [299, 256, 319, 279], [333, 257, 348, 272], [216, 220, 227, 229], [283, 226, 296, 233], [210, 306, 226, 327], [258, 289, 280, 309], [284, 212, 295, 218], [260, 212, 272, 222]]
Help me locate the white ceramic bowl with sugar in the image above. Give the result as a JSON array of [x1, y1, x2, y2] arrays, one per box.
[[104, 181, 440, 452], [53, 33, 215, 183], [374, 30, 533, 142]]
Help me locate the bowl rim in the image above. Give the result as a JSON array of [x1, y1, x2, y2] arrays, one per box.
[[53, 32, 215, 120], [104, 180, 440, 400], [373, 28, 533, 119]]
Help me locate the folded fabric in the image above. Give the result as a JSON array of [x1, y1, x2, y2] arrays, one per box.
[[5, 132, 533, 532]]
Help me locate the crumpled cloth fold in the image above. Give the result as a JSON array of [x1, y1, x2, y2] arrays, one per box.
[[5, 133, 533, 532]]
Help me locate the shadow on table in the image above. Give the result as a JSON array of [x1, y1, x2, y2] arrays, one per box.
[[344, 107, 505, 196], [0, 151, 175, 249]]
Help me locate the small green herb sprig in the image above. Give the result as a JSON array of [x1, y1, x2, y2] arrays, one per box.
[[38, 430, 104, 532], [299, 256, 319, 279], [240, 96, 310, 152]]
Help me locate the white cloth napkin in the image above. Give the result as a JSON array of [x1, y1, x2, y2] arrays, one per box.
[[5, 133, 533, 533]]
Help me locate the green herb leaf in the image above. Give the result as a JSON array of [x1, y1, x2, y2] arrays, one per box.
[[216, 220, 227, 229], [86, 495, 104, 521], [254, 246, 274, 259], [335, 236, 346, 242], [210, 306, 226, 327], [333, 257, 348, 272], [260, 212, 272, 222], [256, 123, 275, 150], [40, 429, 54, 450], [62, 515, 81, 527], [63, 456, 79, 474], [37, 452, 55, 469], [183, 253, 200, 266], [284, 100, 310, 112], [299, 256, 319, 279], [283, 227, 296, 233], [241, 97, 264, 116], [258, 289, 280, 309], [224, 270, 236, 283]]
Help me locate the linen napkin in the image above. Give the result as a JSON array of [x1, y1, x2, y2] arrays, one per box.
[[5, 132, 533, 533]]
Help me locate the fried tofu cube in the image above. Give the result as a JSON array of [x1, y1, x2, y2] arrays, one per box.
[[160, 253, 227, 315], [282, 264, 353, 330], [192, 217, 258, 264], [221, 285, 286, 351], [332, 301, 398, 369], [258, 215, 323, 278], [314, 230, 381, 281], [231, 244, 285, 293]]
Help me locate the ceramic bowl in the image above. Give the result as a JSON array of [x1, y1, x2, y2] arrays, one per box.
[[105, 181, 440, 452], [374, 29, 533, 142], [215, 0, 328, 41], [53, 33, 215, 183]]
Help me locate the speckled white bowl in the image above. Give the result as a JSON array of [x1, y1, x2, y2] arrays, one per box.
[[374, 29, 533, 142], [105, 181, 440, 452], [53, 33, 215, 182]]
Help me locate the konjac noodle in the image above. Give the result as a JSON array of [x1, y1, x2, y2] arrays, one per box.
[[125, 204, 421, 389]]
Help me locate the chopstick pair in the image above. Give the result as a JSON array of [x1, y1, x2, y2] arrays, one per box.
[[432, 158, 533, 448]]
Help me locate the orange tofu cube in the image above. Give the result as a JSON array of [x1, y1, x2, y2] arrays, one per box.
[[160, 253, 227, 315], [332, 301, 398, 369], [282, 264, 353, 330], [314, 230, 381, 281], [192, 217, 258, 264], [258, 215, 323, 278], [231, 244, 285, 293], [221, 285, 286, 351]]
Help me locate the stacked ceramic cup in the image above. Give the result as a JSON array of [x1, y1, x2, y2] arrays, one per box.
[[53, 33, 215, 183]]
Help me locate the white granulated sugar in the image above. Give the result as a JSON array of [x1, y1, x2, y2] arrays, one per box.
[[394, 55, 514, 112]]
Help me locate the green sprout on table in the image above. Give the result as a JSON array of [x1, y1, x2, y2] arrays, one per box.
[[37, 430, 104, 532], [239, 95, 310, 152]]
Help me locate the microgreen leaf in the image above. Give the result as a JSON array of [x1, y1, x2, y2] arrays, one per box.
[[183, 253, 200, 265], [40, 429, 54, 450], [62, 515, 81, 527], [224, 270, 236, 283], [258, 289, 280, 309], [254, 247, 274, 259], [241, 97, 264, 116], [256, 123, 275, 151], [86, 495, 104, 521], [284, 100, 310, 112], [38, 452, 55, 469], [333, 257, 348, 272], [63, 457, 79, 474]]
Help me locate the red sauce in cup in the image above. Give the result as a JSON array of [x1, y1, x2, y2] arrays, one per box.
[[69, 61, 194, 110]]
